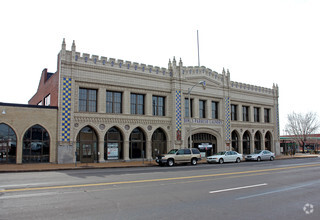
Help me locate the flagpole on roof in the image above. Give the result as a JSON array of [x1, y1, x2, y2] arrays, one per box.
[[197, 30, 200, 67]]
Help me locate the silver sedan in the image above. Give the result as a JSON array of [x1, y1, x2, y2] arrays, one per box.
[[245, 150, 275, 161]]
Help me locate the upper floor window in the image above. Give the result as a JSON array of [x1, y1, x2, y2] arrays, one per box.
[[106, 91, 122, 114], [44, 94, 51, 106], [254, 107, 260, 122], [264, 108, 271, 123], [212, 101, 218, 119], [131, 93, 144, 115], [79, 88, 97, 112], [185, 98, 193, 118], [199, 100, 206, 118], [231, 104, 237, 121], [152, 96, 165, 116], [242, 106, 249, 122]]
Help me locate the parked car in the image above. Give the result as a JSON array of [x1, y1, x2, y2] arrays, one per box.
[[207, 151, 242, 164], [155, 148, 201, 166], [245, 150, 275, 161]]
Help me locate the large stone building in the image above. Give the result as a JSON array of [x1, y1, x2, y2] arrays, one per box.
[[0, 39, 280, 164]]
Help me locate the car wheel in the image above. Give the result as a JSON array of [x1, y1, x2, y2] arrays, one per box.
[[257, 157, 261, 162], [270, 156, 274, 161], [191, 158, 197, 165], [236, 157, 241, 163], [167, 159, 174, 167], [219, 158, 224, 164]]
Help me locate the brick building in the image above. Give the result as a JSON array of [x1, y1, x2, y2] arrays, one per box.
[[0, 39, 280, 164]]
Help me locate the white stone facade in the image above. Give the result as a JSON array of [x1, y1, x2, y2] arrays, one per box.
[[57, 40, 280, 163]]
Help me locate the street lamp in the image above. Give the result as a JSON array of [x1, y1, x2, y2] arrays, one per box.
[[188, 80, 206, 149]]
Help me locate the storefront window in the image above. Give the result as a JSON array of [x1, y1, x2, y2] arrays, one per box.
[[23, 125, 50, 163]]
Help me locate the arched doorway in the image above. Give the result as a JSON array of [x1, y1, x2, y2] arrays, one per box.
[[190, 133, 217, 156], [0, 123, 17, 164], [231, 131, 240, 152], [265, 132, 272, 151], [23, 124, 50, 163], [254, 132, 262, 151], [243, 131, 251, 154], [152, 128, 167, 158], [76, 126, 98, 163], [129, 128, 146, 159], [104, 126, 123, 160]]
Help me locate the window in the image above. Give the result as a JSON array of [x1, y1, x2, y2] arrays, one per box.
[[185, 98, 193, 117], [106, 91, 122, 113], [254, 107, 260, 122], [183, 149, 191, 154], [242, 106, 249, 122], [38, 101, 43, 106], [79, 88, 97, 112], [131, 93, 144, 115], [199, 100, 206, 118], [264, 108, 270, 123], [231, 105, 237, 121], [23, 125, 50, 163], [44, 94, 51, 106], [152, 96, 165, 116], [212, 101, 218, 119]]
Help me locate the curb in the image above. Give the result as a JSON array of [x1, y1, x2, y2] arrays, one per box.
[[0, 156, 318, 173]]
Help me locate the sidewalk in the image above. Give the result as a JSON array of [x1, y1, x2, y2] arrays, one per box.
[[0, 154, 319, 173]]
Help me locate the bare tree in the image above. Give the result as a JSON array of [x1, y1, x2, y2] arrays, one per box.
[[285, 112, 320, 153]]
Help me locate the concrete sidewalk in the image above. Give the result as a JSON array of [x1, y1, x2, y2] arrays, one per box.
[[0, 154, 319, 173]]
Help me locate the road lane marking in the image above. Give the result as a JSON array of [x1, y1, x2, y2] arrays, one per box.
[[236, 179, 320, 200], [0, 192, 58, 200], [209, 183, 268, 194], [1, 163, 320, 193]]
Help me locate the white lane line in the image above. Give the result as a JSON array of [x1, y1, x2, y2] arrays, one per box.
[[209, 183, 268, 194], [0, 192, 58, 200], [236, 181, 319, 200]]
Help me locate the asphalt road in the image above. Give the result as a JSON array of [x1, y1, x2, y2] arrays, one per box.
[[1, 158, 320, 220]]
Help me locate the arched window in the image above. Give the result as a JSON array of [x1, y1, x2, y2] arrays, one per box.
[[129, 128, 146, 159], [243, 131, 251, 154], [152, 128, 167, 158], [104, 127, 123, 160], [76, 126, 98, 163], [0, 123, 17, 164], [254, 132, 262, 151], [265, 132, 272, 151], [23, 125, 50, 163], [231, 131, 239, 152]]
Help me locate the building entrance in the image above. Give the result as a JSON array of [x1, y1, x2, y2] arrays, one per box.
[[189, 133, 217, 157], [76, 126, 98, 163]]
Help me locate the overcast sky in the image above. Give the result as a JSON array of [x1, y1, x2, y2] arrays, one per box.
[[1, 0, 319, 134]]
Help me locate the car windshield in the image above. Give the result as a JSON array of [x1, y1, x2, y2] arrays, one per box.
[[254, 150, 262, 154], [214, 151, 226, 155], [167, 149, 178, 154]]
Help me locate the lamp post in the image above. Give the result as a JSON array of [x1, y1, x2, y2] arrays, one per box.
[[188, 81, 206, 149]]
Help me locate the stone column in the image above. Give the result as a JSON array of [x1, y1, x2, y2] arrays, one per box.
[[146, 140, 152, 161], [98, 136, 105, 163], [98, 88, 106, 113], [124, 140, 130, 161], [249, 106, 254, 122], [145, 93, 152, 116], [238, 104, 242, 121], [194, 97, 199, 118], [250, 134, 254, 154], [239, 137, 243, 154], [123, 90, 130, 114], [262, 134, 266, 150], [207, 100, 212, 119]]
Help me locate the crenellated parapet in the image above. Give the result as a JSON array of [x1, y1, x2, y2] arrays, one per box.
[[230, 81, 274, 95], [59, 39, 276, 95]]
